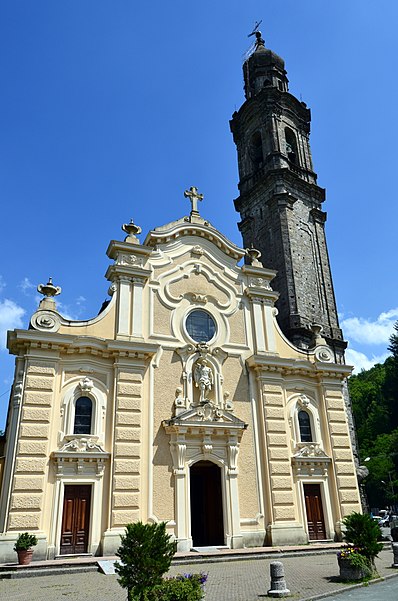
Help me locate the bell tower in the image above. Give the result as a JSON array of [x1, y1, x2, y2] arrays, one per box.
[[230, 31, 345, 359]]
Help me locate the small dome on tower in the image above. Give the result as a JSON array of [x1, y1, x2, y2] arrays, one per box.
[[243, 33, 288, 98], [251, 44, 285, 70]]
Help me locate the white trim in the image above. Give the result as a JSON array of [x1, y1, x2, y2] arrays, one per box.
[[117, 279, 131, 336], [0, 358, 26, 532], [51, 474, 105, 558], [132, 280, 144, 337], [299, 478, 333, 540]]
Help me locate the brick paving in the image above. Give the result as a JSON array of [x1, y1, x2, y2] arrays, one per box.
[[0, 548, 397, 601]]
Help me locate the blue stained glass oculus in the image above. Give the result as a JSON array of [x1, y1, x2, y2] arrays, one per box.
[[186, 310, 216, 342]]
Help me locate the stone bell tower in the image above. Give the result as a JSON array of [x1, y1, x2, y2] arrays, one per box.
[[230, 31, 345, 359]]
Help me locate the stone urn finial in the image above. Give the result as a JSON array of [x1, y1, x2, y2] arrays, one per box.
[[37, 277, 61, 298], [246, 245, 262, 267], [122, 219, 142, 244], [311, 323, 326, 345], [37, 277, 61, 310]]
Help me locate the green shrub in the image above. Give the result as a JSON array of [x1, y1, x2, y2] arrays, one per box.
[[148, 575, 205, 601], [342, 512, 383, 561], [347, 551, 372, 576], [115, 521, 177, 601], [13, 532, 38, 551]]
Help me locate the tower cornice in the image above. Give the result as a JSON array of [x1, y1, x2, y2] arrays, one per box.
[[234, 168, 325, 213]]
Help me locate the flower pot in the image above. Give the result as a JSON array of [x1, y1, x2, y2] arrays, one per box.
[[338, 557, 367, 582], [17, 549, 33, 565]]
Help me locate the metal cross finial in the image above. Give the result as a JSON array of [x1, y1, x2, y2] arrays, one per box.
[[184, 186, 204, 215], [248, 20, 265, 49]]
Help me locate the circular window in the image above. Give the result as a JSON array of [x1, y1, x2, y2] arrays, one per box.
[[185, 310, 216, 343]]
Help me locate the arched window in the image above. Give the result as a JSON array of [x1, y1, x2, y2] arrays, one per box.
[[74, 396, 93, 435], [285, 127, 298, 165], [298, 410, 312, 442], [250, 131, 263, 169]]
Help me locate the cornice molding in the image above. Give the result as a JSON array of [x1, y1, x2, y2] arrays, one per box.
[[7, 329, 159, 361], [106, 240, 153, 260], [246, 353, 352, 380]]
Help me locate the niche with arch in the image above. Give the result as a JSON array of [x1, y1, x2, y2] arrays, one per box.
[[288, 394, 323, 452], [60, 377, 107, 444]]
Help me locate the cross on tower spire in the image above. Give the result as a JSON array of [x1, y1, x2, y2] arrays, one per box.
[[184, 186, 203, 215]]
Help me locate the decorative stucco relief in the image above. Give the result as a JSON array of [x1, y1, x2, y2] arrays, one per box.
[[116, 254, 145, 268], [314, 345, 334, 363], [30, 310, 61, 332], [155, 260, 240, 315], [59, 437, 106, 453]]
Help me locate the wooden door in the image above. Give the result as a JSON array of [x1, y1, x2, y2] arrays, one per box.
[[190, 461, 224, 547], [303, 483, 326, 540], [60, 485, 91, 555]]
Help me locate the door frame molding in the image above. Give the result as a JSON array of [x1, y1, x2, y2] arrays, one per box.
[[48, 475, 104, 559], [299, 479, 332, 540]]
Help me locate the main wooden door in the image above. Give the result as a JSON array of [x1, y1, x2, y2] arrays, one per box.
[[60, 485, 91, 555], [190, 461, 224, 547], [303, 483, 326, 540]]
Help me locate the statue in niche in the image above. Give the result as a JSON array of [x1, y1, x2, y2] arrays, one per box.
[[193, 359, 213, 403]]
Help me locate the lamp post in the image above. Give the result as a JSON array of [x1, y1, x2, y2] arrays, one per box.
[[381, 472, 395, 499], [363, 455, 397, 512]]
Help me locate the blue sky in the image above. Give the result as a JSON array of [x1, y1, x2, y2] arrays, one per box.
[[1, 1, 397, 428]]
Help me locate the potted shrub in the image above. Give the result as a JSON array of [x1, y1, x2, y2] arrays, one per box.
[[13, 532, 38, 565], [337, 512, 383, 581]]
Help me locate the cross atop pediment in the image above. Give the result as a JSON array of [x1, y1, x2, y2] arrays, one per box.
[[184, 186, 203, 215]]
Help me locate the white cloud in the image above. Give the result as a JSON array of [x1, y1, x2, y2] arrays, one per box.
[[57, 297, 86, 321], [345, 348, 389, 374], [19, 277, 36, 295], [341, 308, 398, 345], [0, 299, 25, 350]]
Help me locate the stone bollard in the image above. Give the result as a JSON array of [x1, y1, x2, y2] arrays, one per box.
[[267, 561, 290, 597], [392, 542, 398, 568]]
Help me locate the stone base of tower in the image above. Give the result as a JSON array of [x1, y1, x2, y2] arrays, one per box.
[[266, 523, 307, 546]]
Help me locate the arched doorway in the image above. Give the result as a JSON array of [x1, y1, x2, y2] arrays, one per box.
[[190, 461, 224, 546]]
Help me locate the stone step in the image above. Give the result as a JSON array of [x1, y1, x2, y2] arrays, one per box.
[[0, 563, 99, 580]]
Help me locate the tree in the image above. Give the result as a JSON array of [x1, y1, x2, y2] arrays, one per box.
[[115, 521, 177, 601], [388, 321, 398, 359], [347, 322, 398, 509]]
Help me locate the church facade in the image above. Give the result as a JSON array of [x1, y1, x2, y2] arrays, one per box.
[[0, 35, 361, 562]]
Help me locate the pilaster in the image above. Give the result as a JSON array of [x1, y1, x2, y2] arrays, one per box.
[[320, 378, 361, 519], [242, 265, 279, 354], [259, 374, 307, 545]]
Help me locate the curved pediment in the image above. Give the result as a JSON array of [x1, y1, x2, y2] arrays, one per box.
[[144, 217, 245, 264]]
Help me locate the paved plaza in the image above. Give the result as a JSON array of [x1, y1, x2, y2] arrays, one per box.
[[1, 548, 397, 601]]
